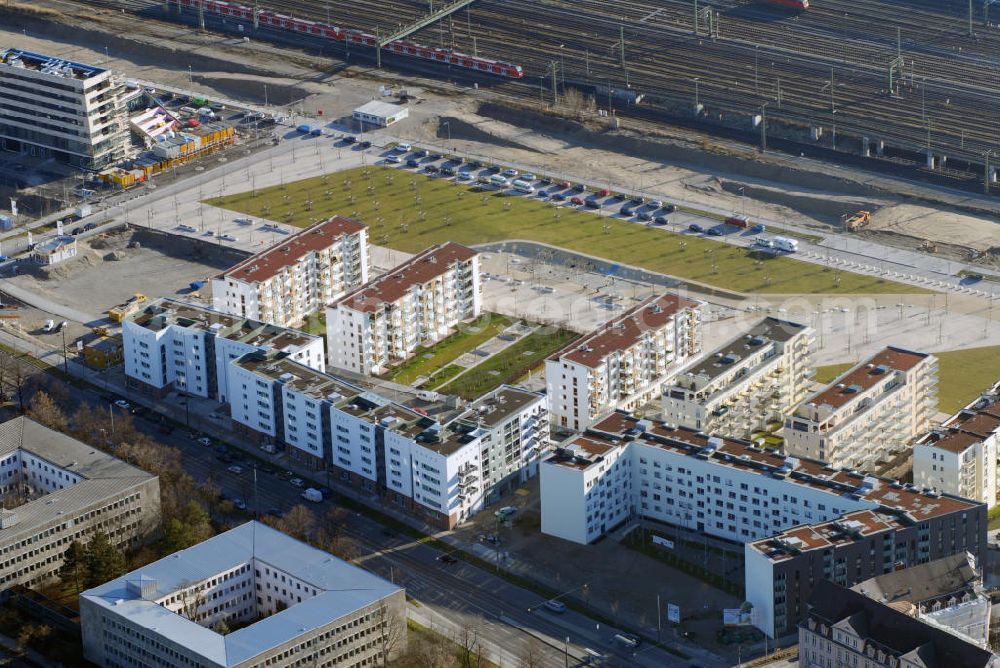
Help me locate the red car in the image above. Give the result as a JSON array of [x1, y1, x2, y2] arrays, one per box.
[[570, 196, 584, 206]]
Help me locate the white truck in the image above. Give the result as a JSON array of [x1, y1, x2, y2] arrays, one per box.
[[774, 236, 799, 252], [301, 488, 323, 503], [754, 236, 774, 249]]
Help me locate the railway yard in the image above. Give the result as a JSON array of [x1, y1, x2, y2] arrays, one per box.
[[97, 0, 1000, 189]]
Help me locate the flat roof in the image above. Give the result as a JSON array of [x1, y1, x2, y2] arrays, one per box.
[[33, 235, 76, 253], [547, 411, 979, 544], [81, 522, 402, 666], [0, 417, 156, 541], [332, 242, 477, 313], [802, 347, 930, 411], [127, 298, 319, 351], [549, 294, 700, 369], [220, 217, 366, 284], [678, 317, 807, 383], [461, 386, 544, 428], [0, 48, 105, 79], [353, 100, 408, 118]]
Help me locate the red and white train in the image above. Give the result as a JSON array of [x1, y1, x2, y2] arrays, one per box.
[[766, 0, 809, 9], [169, 0, 525, 78]]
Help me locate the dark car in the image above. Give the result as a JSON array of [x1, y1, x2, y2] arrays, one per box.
[[71, 227, 83, 235], [707, 227, 722, 236], [406, 158, 420, 168], [425, 165, 439, 173], [84, 222, 98, 231], [342, 135, 356, 144], [359, 140, 372, 149], [539, 178, 553, 186], [416, 149, 429, 158], [428, 153, 442, 160], [611, 193, 626, 202], [689, 223, 704, 233], [573, 183, 586, 193], [437, 554, 459, 565], [551, 193, 566, 201], [638, 210, 653, 221], [631, 195, 644, 204], [441, 166, 456, 176], [664, 203, 677, 213], [620, 203, 636, 216], [487, 165, 501, 174], [468, 160, 482, 169], [585, 198, 601, 209], [654, 215, 669, 225]]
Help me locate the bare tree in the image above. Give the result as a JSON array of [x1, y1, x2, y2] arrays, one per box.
[[373, 599, 405, 665], [29, 391, 68, 431], [277, 504, 317, 542], [177, 580, 207, 622], [456, 623, 484, 668], [518, 638, 544, 668]]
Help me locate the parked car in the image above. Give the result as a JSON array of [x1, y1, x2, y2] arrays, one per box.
[[386, 155, 401, 163], [289, 477, 305, 488], [114, 399, 131, 410], [620, 203, 636, 216], [654, 215, 669, 225], [502, 168, 519, 177], [425, 165, 439, 173], [406, 158, 420, 168], [573, 183, 586, 193], [359, 140, 372, 149], [664, 203, 677, 213], [276, 470, 294, 481], [396, 142, 411, 152], [689, 223, 704, 233], [570, 196, 584, 206], [521, 173, 535, 181], [227, 465, 244, 475], [707, 227, 723, 236], [342, 135, 356, 144], [551, 193, 566, 201], [638, 210, 653, 221], [197, 436, 212, 447], [585, 198, 601, 209], [437, 554, 459, 565], [71, 227, 83, 235]]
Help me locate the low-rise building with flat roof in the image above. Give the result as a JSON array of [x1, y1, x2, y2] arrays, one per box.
[[352, 100, 409, 128], [662, 317, 814, 438], [80, 521, 406, 668], [784, 346, 937, 473], [0, 416, 160, 590]]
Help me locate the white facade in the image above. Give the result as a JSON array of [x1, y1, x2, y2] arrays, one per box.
[[211, 217, 369, 328], [546, 294, 702, 431], [784, 347, 938, 473], [327, 242, 481, 376], [80, 522, 406, 668], [913, 386, 1000, 508], [30, 235, 77, 265], [662, 317, 814, 438], [352, 100, 409, 128], [0, 48, 128, 168], [123, 298, 324, 400]]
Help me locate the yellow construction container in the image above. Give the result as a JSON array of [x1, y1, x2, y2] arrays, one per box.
[[83, 336, 124, 370]]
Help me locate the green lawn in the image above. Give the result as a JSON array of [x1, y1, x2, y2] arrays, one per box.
[[206, 166, 926, 296], [440, 327, 578, 399], [816, 344, 1000, 414], [383, 313, 513, 386]]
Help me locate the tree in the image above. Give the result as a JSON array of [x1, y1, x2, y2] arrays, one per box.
[[178, 580, 207, 622], [456, 623, 484, 668], [276, 504, 316, 542], [59, 540, 87, 594], [84, 531, 127, 588], [15, 623, 50, 657], [374, 599, 405, 665], [28, 391, 67, 431], [71, 403, 112, 445], [213, 618, 231, 635], [518, 638, 544, 668]]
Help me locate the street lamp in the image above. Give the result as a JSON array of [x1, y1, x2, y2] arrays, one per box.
[[442, 120, 451, 144], [187, 64, 193, 84], [559, 44, 565, 92]]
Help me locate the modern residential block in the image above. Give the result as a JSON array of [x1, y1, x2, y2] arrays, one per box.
[[545, 294, 702, 431], [783, 347, 938, 473], [123, 298, 324, 400], [211, 217, 369, 328], [662, 317, 814, 438], [0, 417, 160, 590], [913, 381, 1000, 508], [0, 48, 128, 168], [80, 521, 406, 668], [538, 411, 984, 638], [229, 349, 548, 528], [326, 242, 481, 376], [799, 580, 998, 668]]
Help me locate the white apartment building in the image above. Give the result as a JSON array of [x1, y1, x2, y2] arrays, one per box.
[[123, 298, 324, 401], [662, 317, 814, 438], [326, 242, 481, 376], [211, 217, 370, 328], [539, 411, 984, 639], [229, 348, 547, 528], [913, 383, 1000, 508], [546, 294, 702, 431], [0, 417, 160, 590], [0, 48, 128, 168], [80, 521, 406, 668], [784, 346, 938, 473]]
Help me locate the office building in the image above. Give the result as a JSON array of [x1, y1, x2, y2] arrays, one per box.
[[799, 580, 998, 668], [229, 349, 548, 528], [851, 553, 992, 647], [0, 416, 160, 590], [546, 294, 702, 432], [80, 521, 406, 668], [326, 242, 481, 376], [0, 48, 128, 168], [784, 347, 938, 473], [662, 317, 814, 438], [352, 100, 409, 128], [123, 298, 324, 401], [913, 382, 1000, 508], [211, 217, 369, 328], [538, 411, 984, 638]]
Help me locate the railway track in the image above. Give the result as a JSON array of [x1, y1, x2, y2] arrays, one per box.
[[55, 0, 1000, 180]]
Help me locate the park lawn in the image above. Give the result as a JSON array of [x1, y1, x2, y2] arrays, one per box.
[[383, 314, 513, 386], [816, 343, 1000, 414], [206, 166, 927, 296], [439, 327, 578, 399]]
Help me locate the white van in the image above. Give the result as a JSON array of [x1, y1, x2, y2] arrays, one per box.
[[301, 488, 323, 503], [489, 174, 509, 188], [774, 236, 799, 252], [512, 179, 535, 194]]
